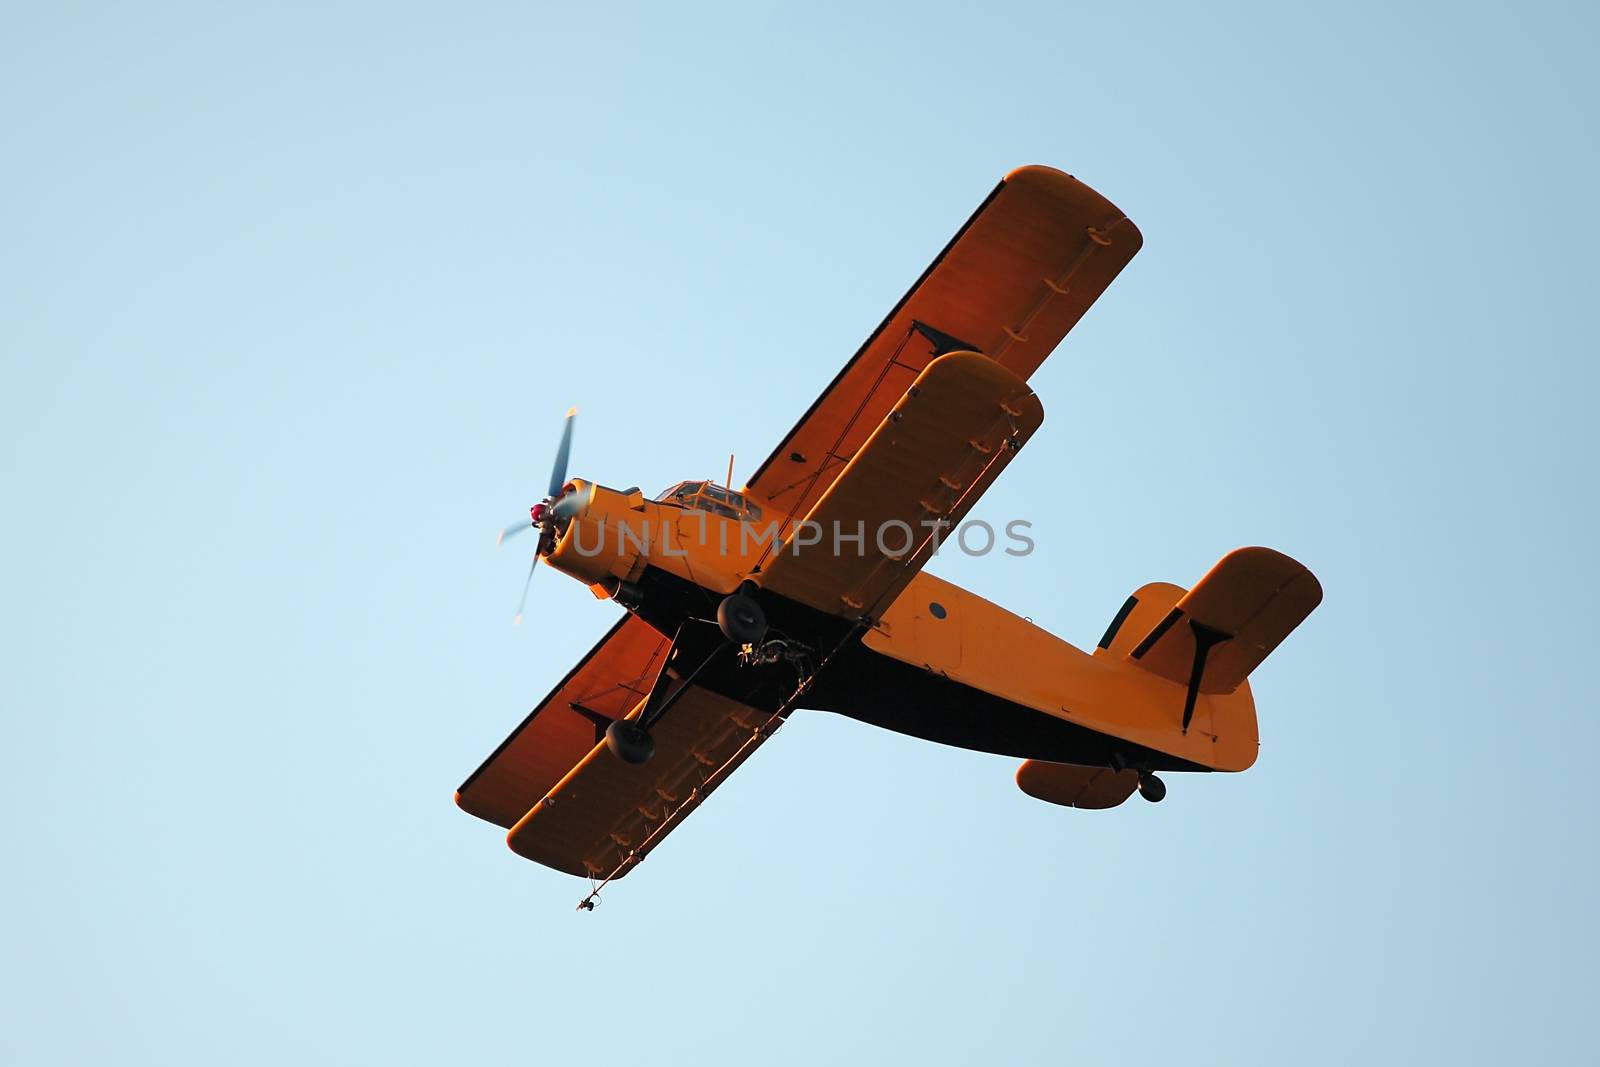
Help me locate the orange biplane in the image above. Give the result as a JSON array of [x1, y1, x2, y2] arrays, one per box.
[[458, 165, 1322, 909]]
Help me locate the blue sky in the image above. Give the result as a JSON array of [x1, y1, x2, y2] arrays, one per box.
[[2, 2, 1595, 1063]]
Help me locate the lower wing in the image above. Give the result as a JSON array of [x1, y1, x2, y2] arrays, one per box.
[[457, 617, 775, 880]]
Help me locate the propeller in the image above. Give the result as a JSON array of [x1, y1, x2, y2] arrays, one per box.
[[498, 407, 579, 624], [513, 554, 538, 627]]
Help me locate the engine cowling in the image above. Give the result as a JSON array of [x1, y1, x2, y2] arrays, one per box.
[[543, 479, 652, 586]]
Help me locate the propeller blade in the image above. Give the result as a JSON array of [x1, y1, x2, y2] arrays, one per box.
[[505, 406, 577, 626], [513, 554, 538, 625], [547, 407, 577, 499], [497, 521, 531, 547]]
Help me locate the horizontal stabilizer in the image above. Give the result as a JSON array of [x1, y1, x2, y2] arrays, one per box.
[[1127, 547, 1321, 696], [1016, 760, 1139, 809]]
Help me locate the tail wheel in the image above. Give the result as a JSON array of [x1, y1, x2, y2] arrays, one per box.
[[1137, 772, 1167, 803]]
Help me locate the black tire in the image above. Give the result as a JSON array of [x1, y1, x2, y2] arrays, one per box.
[[717, 592, 767, 645], [605, 719, 655, 765], [1137, 773, 1167, 803]]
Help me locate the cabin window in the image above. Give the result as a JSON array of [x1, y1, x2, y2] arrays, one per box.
[[656, 481, 761, 521]]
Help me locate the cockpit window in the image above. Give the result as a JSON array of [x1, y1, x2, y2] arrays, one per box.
[[657, 480, 704, 503], [656, 481, 762, 521]]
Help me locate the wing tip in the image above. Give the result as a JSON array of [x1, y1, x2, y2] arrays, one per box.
[[454, 787, 496, 823], [1002, 164, 1144, 253], [1003, 162, 1069, 184]]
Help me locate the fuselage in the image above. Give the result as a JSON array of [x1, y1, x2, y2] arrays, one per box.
[[536, 477, 1259, 773]]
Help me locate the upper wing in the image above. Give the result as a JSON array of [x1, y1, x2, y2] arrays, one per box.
[[745, 165, 1140, 534], [758, 352, 1043, 617], [455, 614, 670, 829]]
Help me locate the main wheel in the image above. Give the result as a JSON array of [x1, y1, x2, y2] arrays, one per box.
[[717, 592, 767, 645], [1137, 772, 1167, 803], [605, 719, 655, 765]]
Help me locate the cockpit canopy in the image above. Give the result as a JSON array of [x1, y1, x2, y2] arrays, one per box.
[[657, 480, 763, 521]]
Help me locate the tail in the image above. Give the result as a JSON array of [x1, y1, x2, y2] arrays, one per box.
[[1017, 548, 1321, 809], [1099, 547, 1323, 733]]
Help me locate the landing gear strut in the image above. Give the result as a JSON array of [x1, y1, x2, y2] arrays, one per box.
[[602, 590, 766, 767]]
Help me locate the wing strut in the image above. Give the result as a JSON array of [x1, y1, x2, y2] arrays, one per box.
[[639, 622, 731, 732]]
